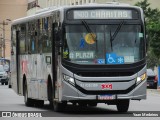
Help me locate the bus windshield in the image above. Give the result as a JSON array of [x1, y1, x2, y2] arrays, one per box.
[[63, 24, 145, 65]]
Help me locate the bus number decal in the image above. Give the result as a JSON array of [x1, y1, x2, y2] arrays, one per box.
[[101, 83, 112, 90]]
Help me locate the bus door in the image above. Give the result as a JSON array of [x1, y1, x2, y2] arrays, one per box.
[[11, 27, 18, 93], [52, 22, 58, 99], [17, 30, 23, 95]]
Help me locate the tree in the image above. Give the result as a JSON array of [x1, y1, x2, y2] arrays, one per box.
[[135, 0, 160, 68]]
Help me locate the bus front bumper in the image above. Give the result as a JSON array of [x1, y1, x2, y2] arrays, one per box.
[[61, 80, 146, 101]]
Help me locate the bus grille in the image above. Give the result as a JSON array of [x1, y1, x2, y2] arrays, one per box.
[[76, 72, 134, 77], [76, 84, 136, 95]]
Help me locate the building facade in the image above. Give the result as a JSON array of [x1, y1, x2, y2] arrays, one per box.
[[0, 0, 27, 59]]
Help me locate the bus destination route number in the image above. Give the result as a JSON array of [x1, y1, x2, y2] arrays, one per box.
[[73, 9, 132, 19]]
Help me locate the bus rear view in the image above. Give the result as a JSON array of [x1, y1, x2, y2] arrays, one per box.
[[61, 4, 147, 112]]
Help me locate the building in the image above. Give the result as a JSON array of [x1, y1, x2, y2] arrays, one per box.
[[0, 0, 27, 59], [27, 0, 97, 15], [27, 0, 160, 16]]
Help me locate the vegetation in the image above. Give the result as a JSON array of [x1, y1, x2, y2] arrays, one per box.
[[135, 0, 160, 68]]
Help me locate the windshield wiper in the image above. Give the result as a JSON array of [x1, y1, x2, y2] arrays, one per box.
[[81, 20, 98, 57], [110, 21, 125, 51], [81, 20, 97, 42]]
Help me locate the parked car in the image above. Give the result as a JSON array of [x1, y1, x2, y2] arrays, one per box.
[[0, 65, 9, 85], [147, 69, 158, 89]]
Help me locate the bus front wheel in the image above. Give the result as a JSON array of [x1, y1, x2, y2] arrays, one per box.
[[116, 99, 130, 112], [53, 101, 67, 112], [35, 100, 44, 107]]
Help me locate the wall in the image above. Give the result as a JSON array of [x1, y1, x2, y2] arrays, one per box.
[[0, 0, 27, 59]]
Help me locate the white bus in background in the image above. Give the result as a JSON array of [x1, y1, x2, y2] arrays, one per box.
[[11, 3, 147, 112], [0, 58, 10, 86]]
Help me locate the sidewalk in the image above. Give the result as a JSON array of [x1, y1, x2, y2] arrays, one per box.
[[147, 88, 160, 94]]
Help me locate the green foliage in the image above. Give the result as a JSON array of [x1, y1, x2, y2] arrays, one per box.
[[146, 48, 160, 69], [135, 0, 150, 17], [135, 0, 160, 67], [147, 18, 160, 60], [135, 0, 160, 21]]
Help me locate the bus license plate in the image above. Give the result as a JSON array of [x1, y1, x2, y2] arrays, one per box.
[[98, 95, 115, 100]]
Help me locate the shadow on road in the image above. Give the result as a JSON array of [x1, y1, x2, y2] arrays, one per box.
[[32, 104, 134, 117]]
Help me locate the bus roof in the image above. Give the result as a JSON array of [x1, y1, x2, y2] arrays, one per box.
[[12, 3, 143, 25]]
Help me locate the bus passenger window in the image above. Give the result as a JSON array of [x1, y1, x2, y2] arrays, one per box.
[[41, 17, 52, 53], [30, 34, 37, 54], [19, 24, 26, 54]]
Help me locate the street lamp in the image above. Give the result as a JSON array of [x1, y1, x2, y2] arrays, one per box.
[[0, 19, 11, 58]]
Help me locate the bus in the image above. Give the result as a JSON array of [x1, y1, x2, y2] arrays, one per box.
[[0, 58, 10, 72], [11, 3, 147, 112]]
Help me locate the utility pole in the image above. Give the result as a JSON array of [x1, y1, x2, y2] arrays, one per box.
[[3, 21, 8, 58], [0, 20, 10, 58], [0, 34, 2, 57]]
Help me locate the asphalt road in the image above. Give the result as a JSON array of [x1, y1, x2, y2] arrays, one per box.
[[0, 84, 160, 119]]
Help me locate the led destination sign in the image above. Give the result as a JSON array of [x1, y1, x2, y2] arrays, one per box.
[[73, 9, 132, 19]]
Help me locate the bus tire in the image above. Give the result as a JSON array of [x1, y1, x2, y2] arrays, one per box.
[[24, 81, 34, 107], [35, 100, 44, 107], [88, 102, 97, 107], [53, 101, 66, 112], [78, 102, 87, 107], [1, 82, 4, 85], [47, 79, 53, 108], [116, 99, 130, 112]]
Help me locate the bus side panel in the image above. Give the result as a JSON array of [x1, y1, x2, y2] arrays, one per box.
[[36, 54, 52, 100], [11, 29, 19, 94], [11, 51, 18, 94], [19, 54, 51, 100]]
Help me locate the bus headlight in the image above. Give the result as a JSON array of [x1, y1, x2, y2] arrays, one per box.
[[136, 73, 146, 84], [63, 75, 75, 86]]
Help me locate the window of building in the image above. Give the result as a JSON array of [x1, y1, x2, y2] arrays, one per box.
[[80, 0, 82, 4], [27, 1, 37, 10]]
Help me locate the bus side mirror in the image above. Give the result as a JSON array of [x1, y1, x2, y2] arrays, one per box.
[[54, 29, 63, 47]]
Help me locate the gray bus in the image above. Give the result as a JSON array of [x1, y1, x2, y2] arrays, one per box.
[[11, 3, 147, 112]]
